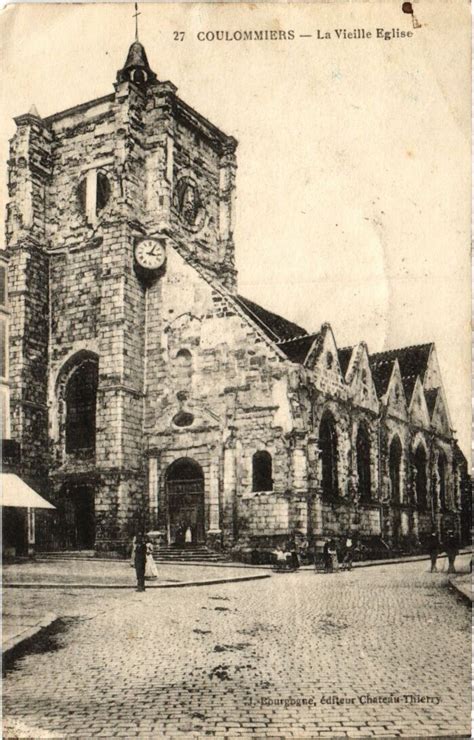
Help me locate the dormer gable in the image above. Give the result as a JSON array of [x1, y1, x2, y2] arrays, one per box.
[[423, 344, 442, 390], [409, 376, 431, 428], [431, 388, 452, 437], [345, 343, 379, 412], [385, 361, 408, 420], [306, 323, 346, 394]]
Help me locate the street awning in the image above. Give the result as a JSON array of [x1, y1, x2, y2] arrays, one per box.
[[1, 474, 55, 509]]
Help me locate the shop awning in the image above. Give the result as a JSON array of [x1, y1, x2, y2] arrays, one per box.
[[1, 474, 55, 509]]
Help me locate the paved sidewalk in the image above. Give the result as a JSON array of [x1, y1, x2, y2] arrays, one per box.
[[448, 573, 472, 604], [3, 610, 58, 656], [3, 559, 269, 588]]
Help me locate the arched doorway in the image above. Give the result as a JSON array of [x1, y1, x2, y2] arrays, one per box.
[[356, 424, 372, 502], [319, 411, 338, 499], [166, 458, 205, 546]]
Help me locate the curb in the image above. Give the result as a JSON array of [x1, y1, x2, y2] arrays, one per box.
[[2, 612, 58, 656], [447, 577, 472, 606], [3, 573, 271, 590]]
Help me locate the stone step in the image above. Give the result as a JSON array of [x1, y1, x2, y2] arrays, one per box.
[[152, 545, 228, 562], [40, 551, 96, 559]]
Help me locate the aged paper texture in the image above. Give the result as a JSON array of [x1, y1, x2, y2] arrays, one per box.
[[1, 2, 471, 739]]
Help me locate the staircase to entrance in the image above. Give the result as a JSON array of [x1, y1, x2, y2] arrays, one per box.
[[152, 544, 229, 563]]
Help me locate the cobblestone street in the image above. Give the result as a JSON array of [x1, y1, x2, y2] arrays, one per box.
[[3, 555, 471, 739]]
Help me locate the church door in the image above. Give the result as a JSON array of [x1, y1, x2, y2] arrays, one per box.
[[166, 459, 205, 546], [61, 485, 95, 550]]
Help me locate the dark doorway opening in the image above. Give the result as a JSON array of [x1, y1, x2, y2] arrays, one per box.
[[60, 485, 95, 549], [2, 507, 27, 556], [166, 458, 205, 546]]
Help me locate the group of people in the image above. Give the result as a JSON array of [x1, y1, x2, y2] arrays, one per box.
[[130, 533, 159, 592], [130, 527, 461, 589], [273, 542, 300, 570], [427, 529, 460, 574], [322, 536, 354, 573]]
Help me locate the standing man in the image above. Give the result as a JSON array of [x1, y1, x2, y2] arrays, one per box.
[[134, 532, 147, 592], [445, 529, 459, 574], [427, 530, 439, 572]]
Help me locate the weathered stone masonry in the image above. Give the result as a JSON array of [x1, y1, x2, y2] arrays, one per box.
[[4, 41, 465, 555]]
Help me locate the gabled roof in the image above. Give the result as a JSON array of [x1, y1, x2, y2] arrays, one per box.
[[278, 334, 321, 363], [424, 388, 438, 418], [370, 343, 432, 402], [235, 295, 308, 343], [338, 346, 354, 377], [368, 356, 395, 397]]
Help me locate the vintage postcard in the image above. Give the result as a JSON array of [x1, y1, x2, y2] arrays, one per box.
[[1, 2, 471, 738]]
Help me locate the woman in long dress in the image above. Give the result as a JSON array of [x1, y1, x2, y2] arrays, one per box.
[[130, 535, 137, 568], [145, 541, 159, 580]]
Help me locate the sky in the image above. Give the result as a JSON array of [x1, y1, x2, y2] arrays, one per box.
[[0, 2, 471, 456]]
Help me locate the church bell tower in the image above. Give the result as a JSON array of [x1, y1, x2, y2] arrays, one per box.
[[5, 37, 238, 550]]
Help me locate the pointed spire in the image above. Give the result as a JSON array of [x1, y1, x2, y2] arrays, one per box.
[[115, 4, 156, 88], [28, 104, 41, 118], [116, 41, 156, 87]]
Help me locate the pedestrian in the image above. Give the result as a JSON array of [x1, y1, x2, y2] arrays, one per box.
[[130, 534, 137, 568], [288, 536, 300, 570], [342, 536, 354, 571], [273, 546, 287, 570], [145, 540, 159, 580], [323, 539, 332, 573], [328, 539, 339, 572], [445, 529, 459, 574], [290, 545, 300, 570], [427, 530, 439, 572], [134, 532, 147, 592]]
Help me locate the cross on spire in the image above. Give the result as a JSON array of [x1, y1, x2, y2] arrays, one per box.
[[133, 3, 141, 42]]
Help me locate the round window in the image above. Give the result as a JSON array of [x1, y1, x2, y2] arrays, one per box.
[[172, 411, 194, 428]]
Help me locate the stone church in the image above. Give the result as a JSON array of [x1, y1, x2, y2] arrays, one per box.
[[2, 41, 466, 557]]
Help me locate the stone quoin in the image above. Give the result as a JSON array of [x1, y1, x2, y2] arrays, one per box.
[[2, 40, 468, 558]]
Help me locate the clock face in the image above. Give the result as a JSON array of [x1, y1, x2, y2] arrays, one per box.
[[134, 239, 166, 270]]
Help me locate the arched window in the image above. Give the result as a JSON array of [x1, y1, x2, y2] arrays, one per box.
[[176, 349, 192, 368], [389, 435, 403, 503], [438, 452, 447, 510], [356, 424, 371, 502], [413, 444, 428, 510], [77, 172, 111, 220], [65, 358, 98, 454], [252, 451, 273, 492], [320, 411, 338, 499], [96, 172, 111, 212]]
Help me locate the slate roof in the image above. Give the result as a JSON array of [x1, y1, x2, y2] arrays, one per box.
[[235, 295, 308, 343], [123, 41, 152, 71], [369, 344, 433, 402], [338, 347, 354, 377], [424, 388, 438, 418], [278, 334, 321, 363], [369, 356, 395, 397]]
